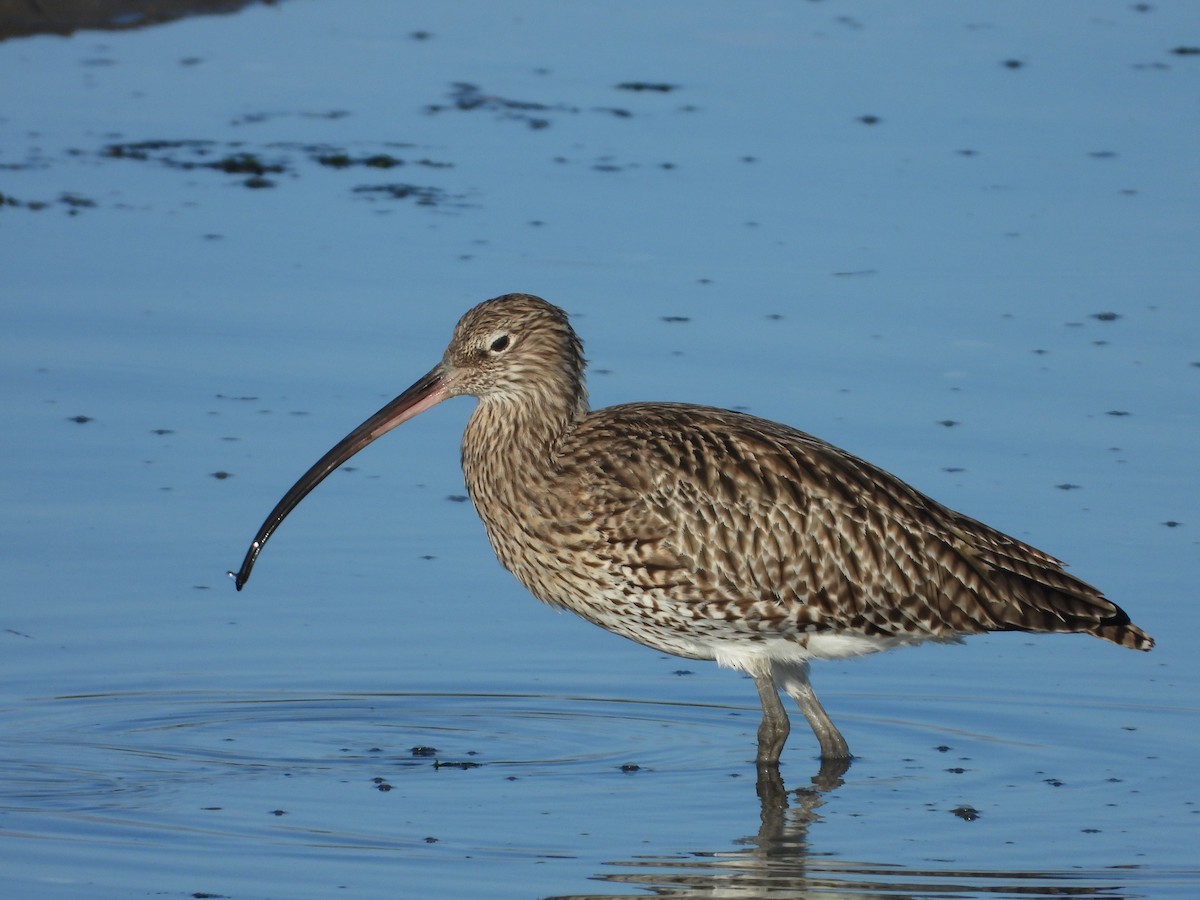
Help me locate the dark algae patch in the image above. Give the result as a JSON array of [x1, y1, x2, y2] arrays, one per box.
[[427, 81, 559, 129], [88, 138, 462, 208], [352, 183, 454, 206], [4, 191, 100, 213], [616, 81, 678, 92], [425, 80, 672, 129], [11, 76, 686, 217], [313, 152, 410, 170]]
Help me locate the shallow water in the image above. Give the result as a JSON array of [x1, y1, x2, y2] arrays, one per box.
[[1, 685, 1190, 898], [2, 1, 1197, 897]]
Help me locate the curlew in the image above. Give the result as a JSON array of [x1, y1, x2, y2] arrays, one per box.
[[231, 293, 1153, 767]]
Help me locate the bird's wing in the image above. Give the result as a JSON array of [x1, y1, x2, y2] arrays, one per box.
[[564, 403, 1134, 643]]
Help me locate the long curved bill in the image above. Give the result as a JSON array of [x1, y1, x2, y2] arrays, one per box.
[[230, 365, 449, 591]]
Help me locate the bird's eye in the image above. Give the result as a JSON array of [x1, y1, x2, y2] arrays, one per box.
[[489, 334, 511, 353]]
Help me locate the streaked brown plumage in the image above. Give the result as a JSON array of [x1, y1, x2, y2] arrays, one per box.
[[232, 293, 1154, 766]]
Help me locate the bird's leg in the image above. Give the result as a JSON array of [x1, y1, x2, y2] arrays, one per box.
[[752, 671, 791, 767], [782, 664, 851, 761], [752, 671, 792, 809]]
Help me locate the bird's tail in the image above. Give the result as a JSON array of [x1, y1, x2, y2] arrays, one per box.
[[1092, 618, 1155, 651]]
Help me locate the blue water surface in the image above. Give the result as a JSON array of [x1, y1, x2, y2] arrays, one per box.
[[1, 1, 1197, 897]]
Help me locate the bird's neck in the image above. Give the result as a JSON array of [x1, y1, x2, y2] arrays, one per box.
[[459, 386, 588, 605], [461, 386, 588, 492]]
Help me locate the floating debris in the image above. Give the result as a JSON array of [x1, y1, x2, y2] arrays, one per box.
[[313, 152, 406, 169], [99, 139, 457, 206], [352, 183, 455, 206], [426, 81, 655, 130], [426, 82, 561, 129], [616, 82, 677, 92], [60, 192, 97, 210]]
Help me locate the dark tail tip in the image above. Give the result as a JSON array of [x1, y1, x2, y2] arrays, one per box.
[[1096, 621, 1155, 651]]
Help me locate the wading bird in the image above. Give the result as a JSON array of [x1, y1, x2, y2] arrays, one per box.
[[232, 293, 1153, 768]]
